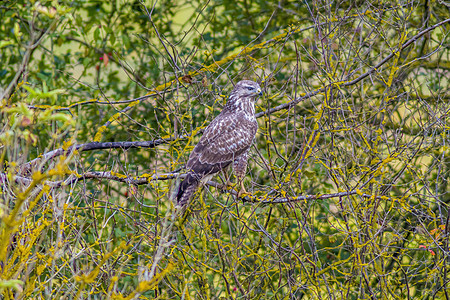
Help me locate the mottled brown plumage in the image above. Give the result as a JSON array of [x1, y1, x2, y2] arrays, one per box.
[[177, 80, 262, 206]]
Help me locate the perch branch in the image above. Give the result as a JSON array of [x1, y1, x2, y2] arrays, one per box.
[[1, 170, 383, 204]]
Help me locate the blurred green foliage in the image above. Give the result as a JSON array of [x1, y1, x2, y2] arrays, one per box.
[[1, 0, 449, 299]]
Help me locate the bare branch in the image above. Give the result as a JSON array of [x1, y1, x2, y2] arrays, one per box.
[[256, 17, 450, 118], [22, 138, 189, 171]]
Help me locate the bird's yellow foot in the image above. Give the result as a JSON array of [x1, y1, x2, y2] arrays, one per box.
[[236, 181, 250, 198], [237, 190, 250, 199]]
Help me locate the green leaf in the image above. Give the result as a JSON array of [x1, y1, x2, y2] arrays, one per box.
[[93, 27, 100, 41], [0, 279, 24, 292], [0, 40, 14, 48]]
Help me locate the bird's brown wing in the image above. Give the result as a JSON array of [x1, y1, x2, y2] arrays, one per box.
[[186, 111, 257, 176]]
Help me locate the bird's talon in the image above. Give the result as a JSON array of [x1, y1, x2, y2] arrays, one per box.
[[237, 191, 250, 198]]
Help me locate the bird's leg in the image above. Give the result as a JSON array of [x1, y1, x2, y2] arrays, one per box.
[[222, 167, 247, 197], [220, 168, 234, 191], [238, 179, 247, 197], [224, 168, 232, 187], [233, 151, 250, 198], [235, 175, 249, 199]]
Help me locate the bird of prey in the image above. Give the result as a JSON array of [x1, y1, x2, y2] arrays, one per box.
[[176, 80, 262, 206]]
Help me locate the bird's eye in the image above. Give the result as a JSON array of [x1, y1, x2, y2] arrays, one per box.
[[247, 87, 254, 91]]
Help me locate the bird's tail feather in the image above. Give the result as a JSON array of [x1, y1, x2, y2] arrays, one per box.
[[176, 173, 200, 206]]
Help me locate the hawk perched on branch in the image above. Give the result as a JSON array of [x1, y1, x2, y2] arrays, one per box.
[[176, 80, 262, 206]]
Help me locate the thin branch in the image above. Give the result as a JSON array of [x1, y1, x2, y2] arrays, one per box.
[[243, 190, 385, 204], [2, 170, 382, 205], [0, 28, 39, 101], [256, 17, 450, 118], [22, 139, 177, 171], [28, 91, 163, 111], [1, 42, 34, 101], [141, 1, 181, 72], [66, 36, 147, 86], [63, 171, 228, 191], [1, 13, 61, 101]]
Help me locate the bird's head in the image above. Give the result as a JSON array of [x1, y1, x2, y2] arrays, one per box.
[[231, 80, 263, 99]]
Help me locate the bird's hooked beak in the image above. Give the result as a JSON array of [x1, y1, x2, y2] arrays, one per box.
[[257, 88, 263, 96]]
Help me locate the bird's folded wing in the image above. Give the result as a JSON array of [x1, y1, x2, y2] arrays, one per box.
[[186, 112, 256, 175]]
